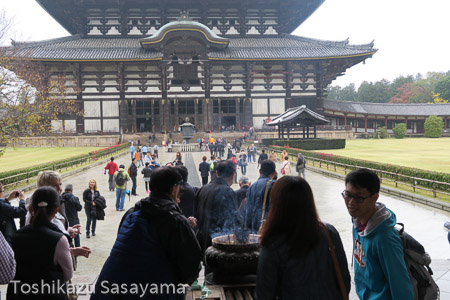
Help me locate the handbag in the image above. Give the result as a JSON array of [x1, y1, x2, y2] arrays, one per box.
[[321, 223, 348, 300], [257, 179, 274, 234], [281, 165, 286, 175]]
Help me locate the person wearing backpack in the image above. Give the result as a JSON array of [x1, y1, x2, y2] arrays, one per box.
[[114, 164, 130, 211], [209, 155, 218, 181], [342, 168, 414, 300]]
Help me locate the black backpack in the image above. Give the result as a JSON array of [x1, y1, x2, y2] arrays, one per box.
[[115, 171, 126, 186], [396, 223, 439, 300]]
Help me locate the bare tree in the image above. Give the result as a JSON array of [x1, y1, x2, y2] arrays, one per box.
[[0, 9, 12, 45], [0, 10, 81, 147]]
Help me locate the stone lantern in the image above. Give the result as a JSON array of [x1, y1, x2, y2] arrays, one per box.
[[180, 117, 195, 144]]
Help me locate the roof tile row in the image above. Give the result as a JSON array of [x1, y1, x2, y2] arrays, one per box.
[[10, 34, 375, 61]]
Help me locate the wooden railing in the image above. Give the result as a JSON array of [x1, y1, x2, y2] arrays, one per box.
[[262, 146, 450, 200]]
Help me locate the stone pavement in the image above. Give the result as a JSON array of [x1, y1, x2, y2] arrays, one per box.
[[1, 148, 449, 299]]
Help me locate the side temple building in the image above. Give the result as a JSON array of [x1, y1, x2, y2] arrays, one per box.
[[11, 0, 377, 134]]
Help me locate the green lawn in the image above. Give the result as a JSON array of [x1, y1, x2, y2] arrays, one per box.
[[314, 138, 450, 174], [0, 147, 102, 172]]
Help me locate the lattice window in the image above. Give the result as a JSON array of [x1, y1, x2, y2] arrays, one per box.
[[178, 100, 195, 114], [153, 101, 160, 115], [136, 101, 151, 115], [221, 99, 236, 113]]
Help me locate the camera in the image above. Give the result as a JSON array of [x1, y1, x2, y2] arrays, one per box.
[[15, 191, 20, 197]]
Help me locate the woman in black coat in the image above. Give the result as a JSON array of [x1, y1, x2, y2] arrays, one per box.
[[83, 179, 100, 238], [7, 187, 73, 300], [257, 176, 350, 300]]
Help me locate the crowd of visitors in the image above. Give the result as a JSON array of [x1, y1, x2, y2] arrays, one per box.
[[0, 136, 424, 300]]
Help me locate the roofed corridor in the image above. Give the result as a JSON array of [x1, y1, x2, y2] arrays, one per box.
[[1, 148, 448, 299]]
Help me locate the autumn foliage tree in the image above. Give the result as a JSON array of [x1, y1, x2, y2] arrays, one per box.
[[0, 57, 81, 146], [389, 83, 432, 103]]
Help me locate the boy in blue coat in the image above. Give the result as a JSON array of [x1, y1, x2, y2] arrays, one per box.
[[343, 168, 414, 300]]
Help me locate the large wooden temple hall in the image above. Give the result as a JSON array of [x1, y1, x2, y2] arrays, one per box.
[[12, 0, 376, 134]]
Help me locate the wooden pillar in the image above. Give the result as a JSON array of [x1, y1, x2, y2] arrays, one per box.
[[235, 99, 240, 129], [344, 114, 347, 126], [287, 126, 290, 140], [384, 117, 388, 128], [307, 126, 310, 139], [302, 126, 305, 139], [278, 126, 281, 139], [445, 117, 448, 129], [314, 125, 317, 138], [175, 100, 179, 127], [364, 116, 368, 133]]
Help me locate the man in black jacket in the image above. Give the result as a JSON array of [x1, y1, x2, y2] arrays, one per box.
[[198, 156, 210, 186], [0, 183, 26, 246], [61, 184, 82, 247], [195, 160, 241, 252], [130, 158, 138, 196], [93, 167, 201, 299], [257, 149, 269, 166], [176, 166, 197, 220]]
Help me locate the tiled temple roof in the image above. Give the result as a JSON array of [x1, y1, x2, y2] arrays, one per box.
[[9, 34, 375, 61], [268, 105, 330, 125], [323, 99, 450, 116]]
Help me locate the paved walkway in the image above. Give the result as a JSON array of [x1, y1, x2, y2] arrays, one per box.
[[1, 148, 449, 299]]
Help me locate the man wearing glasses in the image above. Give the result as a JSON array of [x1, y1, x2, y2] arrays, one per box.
[[342, 168, 413, 300]]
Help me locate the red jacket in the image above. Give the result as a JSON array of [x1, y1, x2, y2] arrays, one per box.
[[105, 162, 119, 175]]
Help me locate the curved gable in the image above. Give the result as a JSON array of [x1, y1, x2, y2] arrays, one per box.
[[140, 20, 230, 51]]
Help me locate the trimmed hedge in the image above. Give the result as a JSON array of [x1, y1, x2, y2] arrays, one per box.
[[0, 143, 129, 186], [268, 145, 450, 192], [262, 138, 345, 150]]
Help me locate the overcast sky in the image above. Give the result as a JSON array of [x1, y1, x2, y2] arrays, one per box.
[[1, 0, 449, 88]]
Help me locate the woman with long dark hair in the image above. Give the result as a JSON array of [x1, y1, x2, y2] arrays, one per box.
[[257, 176, 350, 299], [7, 186, 73, 299], [174, 151, 183, 166]]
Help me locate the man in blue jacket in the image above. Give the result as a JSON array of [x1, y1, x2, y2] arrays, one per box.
[[343, 168, 414, 300], [244, 159, 276, 233]]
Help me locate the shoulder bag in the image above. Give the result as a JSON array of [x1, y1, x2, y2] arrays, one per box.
[[258, 179, 274, 234], [321, 223, 348, 300]]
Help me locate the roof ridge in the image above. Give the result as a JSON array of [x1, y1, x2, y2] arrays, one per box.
[[324, 99, 450, 106], [13, 34, 82, 48], [281, 34, 375, 50]]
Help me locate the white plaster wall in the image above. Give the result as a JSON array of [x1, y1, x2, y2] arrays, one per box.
[[83, 95, 117, 99], [84, 119, 101, 132], [65, 120, 76, 133], [269, 98, 285, 114], [253, 117, 266, 128], [84, 101, 101, 117], [252, 99, 268, 114], [102, 101, 119, 117], [103, 119, 120, 132], [51, 120, 63, 132]]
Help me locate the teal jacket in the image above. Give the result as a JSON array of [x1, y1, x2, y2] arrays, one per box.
[[352, 203, 414, 300]]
